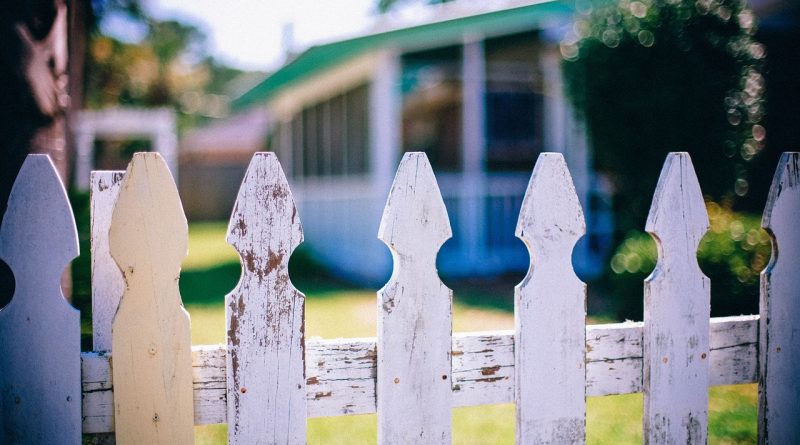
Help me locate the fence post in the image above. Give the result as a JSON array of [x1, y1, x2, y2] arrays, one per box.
[[759, 152, 800, 444], [0, 154, 81, 444], [643, 153, 710, 444], [108, 153, 193, 444], [90, 171, 125, 352], [377, 152, 453, 444], [515, 153, 586, 444], [226, 153, 306, 444]]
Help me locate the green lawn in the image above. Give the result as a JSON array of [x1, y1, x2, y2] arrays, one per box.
[[179, 222, 756, 444]]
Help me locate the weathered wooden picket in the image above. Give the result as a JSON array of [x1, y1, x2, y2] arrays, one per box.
[[0, 150, 798, 444]]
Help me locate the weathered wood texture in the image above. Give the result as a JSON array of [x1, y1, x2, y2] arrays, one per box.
[[78, 315, 757, 432], [643, 153, 710, 444], [377, 152, 453, 444], [515, 153, 587, 444], [108, 153, 194, 444], [90, 171, 125, 351], [759, 152, 800, 444], [226, 153, 306, 444], [0, 155, 81, 444]]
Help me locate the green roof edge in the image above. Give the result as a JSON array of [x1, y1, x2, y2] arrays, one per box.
[[232, 1, 573, 110]]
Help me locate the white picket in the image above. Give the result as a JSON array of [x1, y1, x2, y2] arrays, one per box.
[[515, 153, 586, 444], [0, 154, 82, 444], [759, 152, 800, 444], [643, 153, 710, 444], [377, 152, 453, 444], [90, 171, 125, 352], [108, 153, 194, 444], [226, 153, 306, 444]]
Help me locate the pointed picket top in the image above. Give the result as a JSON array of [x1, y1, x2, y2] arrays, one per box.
[[514, 153, 587, 443], [0, 154, 81, 444], [377, 152, 453, 444], [378, 152, 452, 260], [0, 154, 78, 289], [226, 152, 306, 444], [108, 152, 193, 444], [515, 152, 585, 264], [109, 153, 188, 289], [645, 152, 709, 249], [643, 152, 710, 444], [758, 152, 800, 444]]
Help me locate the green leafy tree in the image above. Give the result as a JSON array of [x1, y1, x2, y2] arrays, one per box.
[[562, 0, 766, 238]]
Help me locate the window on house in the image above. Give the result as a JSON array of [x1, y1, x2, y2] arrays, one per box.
[[485, 31, 544, 172], [288, 83, 370, 178], [401, 45, 462, 172]]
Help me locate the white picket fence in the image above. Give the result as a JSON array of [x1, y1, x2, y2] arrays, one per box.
[[0, 150, 798, 444]]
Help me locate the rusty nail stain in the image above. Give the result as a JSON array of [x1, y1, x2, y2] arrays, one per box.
[[152, 413, 159, 422], [662, 357, 668, 364], [148, 343, 157, 355], [776, 346, 781, 353], [701, 352, 707, 359], [394, 377, 400, 384], [442, 375, 447, 380], [240, 387, 247, 394], [307, 377, 319, 385], [66, 396, 72, 402]]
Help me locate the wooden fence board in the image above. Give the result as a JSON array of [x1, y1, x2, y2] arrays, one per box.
[[377, 152, 453, 444], [759, 152, 800, 444], [515, 153, 587, 444], [78, 315, 758, 432], [90, 171, 125, 352], [0, 154, 82, 444], [643, 153, 710, 444], [226, 153, 306, 444], [108, 153, 193, 444]]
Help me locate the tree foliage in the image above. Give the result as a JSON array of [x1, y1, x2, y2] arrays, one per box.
[[85, 12, 244, 130], [562, 0, 766, 237]]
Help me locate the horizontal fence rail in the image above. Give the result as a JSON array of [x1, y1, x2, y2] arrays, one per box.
[[79, 315, 758, 433], [0, 150, 797, 445]]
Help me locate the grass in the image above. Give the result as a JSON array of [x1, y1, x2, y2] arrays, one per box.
[[180, 222, 757, 444]]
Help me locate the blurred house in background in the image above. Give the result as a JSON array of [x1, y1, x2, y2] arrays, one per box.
[[220, 0, 614, 285], [180, 109, 270, 220]]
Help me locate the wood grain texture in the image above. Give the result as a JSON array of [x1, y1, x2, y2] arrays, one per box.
[[759, 152, 800, 444], [109, 153, 194, 444], [515, 153, 587, 444], [377, 152, 453, 444], [79, 315, 758, 432], [0, 155, 81, 444], [90, 171, 125, 352], [226, 153, 306, 444], [643, 153, 710, 444]]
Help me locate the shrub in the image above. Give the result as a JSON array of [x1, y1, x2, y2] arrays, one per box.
[[608, 202, 770, 320]]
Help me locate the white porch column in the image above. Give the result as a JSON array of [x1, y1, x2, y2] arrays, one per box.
[[369, 49, 401, 196], [541, 48, 588, 210], [368, 50, 401, 274], [461, 36, 487, 268], [74, 131, 93, 190]]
